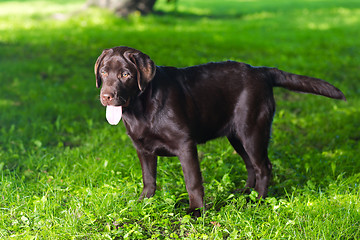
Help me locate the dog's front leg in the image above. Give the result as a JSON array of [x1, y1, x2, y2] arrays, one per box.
[[137, 150, 158, 199], [178, 143, 204, 217]]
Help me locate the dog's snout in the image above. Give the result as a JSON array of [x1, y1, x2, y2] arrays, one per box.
[[102, 93, 113, 101], [101, 93, 114, 105]]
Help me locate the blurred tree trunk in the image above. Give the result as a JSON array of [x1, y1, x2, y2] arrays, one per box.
[[87, 0, 157, 17]]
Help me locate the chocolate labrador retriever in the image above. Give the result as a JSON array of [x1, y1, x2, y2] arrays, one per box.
[[94, 46, 345, 216]]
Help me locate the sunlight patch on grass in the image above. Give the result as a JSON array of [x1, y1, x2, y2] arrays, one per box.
[[0, 1, 83, 16], [0, 1, 83, 33], [307, 22, 331, 30], [176, 5, 212, 16], [243, 11, 275, 21], [0, 99, 20, 107], [336, 7, 360, 25], [298, 8, 360, 30]]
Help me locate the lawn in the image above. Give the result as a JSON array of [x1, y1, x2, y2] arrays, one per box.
[[0, 0, 359, 238]]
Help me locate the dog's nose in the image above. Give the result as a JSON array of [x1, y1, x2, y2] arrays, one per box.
[[102, 93, 113, 103]]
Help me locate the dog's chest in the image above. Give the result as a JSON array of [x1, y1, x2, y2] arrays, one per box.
[[123, 117, 181, 156]]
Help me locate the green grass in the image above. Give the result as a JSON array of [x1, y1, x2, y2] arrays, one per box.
[[1, 0, 360, 238]]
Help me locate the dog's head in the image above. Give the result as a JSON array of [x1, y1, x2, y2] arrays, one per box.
[[94, 46, 156, 125], [95, 46, 156, 107]]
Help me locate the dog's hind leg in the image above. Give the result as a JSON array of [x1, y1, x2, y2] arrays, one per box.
[[231, 95, 275, 198], [227, 135, 255, 193], [237, 117, 273, 198]]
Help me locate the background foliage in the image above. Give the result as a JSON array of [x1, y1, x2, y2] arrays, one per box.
[[0, 0, 359, 238]]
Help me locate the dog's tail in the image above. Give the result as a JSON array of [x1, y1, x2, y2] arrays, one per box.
[[270, 68, 346, 101]]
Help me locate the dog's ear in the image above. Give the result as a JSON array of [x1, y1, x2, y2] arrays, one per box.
[[124, 50, 156, 91], [94, 49, 111, 88]]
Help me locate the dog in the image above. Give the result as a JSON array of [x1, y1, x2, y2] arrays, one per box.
[[94, 46, 345, 216]]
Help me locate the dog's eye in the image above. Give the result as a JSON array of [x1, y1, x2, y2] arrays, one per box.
[[121, 72, 130, 78], [101, 70, 108, 77]]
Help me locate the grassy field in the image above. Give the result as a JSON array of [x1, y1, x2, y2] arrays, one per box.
[[1, 0, 359, 238]]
